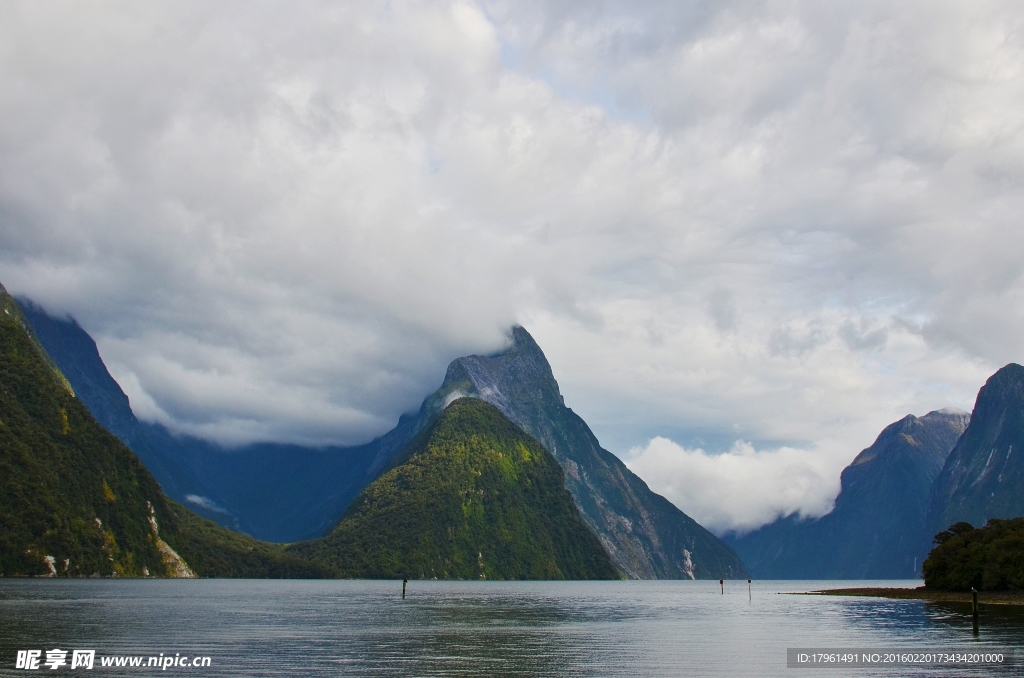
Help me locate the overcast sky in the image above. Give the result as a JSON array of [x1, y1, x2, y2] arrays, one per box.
[[2, 1, 1022, 535]]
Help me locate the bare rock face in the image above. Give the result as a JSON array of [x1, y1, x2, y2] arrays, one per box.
[[415, 327, 747, 580], [928, 364, 1024, 535], [729, 408, 969, 579]]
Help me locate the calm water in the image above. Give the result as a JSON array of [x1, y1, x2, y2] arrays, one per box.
[[0, 579, 1020, 676]]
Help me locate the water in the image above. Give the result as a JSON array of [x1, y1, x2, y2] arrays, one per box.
[[0, 579, 1020, 676]]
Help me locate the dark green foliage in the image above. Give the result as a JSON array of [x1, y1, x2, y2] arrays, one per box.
[[158, 504, 334, 578], [289, 398, 620, 580], [923, 518, 1024, 591], [19, 298, 414, 543], [0, 287, 330, 578], [416, 327, 747, 580], [0, 305, 166, 576]]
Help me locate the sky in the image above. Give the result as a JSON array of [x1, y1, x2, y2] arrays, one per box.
[[2, 1, 1023, 535]]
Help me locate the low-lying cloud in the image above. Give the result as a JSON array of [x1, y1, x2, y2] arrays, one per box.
[[627, 438, 845, 536]]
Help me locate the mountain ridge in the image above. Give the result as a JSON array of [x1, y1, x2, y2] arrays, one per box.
[[17, 299, 429, 541], [728, 408, 968, 578], [0, 285, 332, 578], [927, 363, 1024, 535], [416, 326, 747, 579], [19, 300, 744, 578]]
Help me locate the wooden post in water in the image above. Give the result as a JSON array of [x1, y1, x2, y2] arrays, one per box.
[[403, 578, 408, 599], [748, 579, 751, 601], [720, 579, 724, 594], [972, 587, 979, 634]]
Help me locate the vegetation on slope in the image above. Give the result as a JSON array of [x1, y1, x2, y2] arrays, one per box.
[[158, 504, 332, 578], [289, 398, 620, 580], [923, 518, 1024, 591], [419, 327, 747, 580], [0, 291, 330, 578]]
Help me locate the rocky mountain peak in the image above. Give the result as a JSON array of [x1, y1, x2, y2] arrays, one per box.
[[420, 324, 746, 580], [927, 363, 1024, 533]]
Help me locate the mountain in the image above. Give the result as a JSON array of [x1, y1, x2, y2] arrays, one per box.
[[290, 398, 620, 580], [23, 302, 744, 578], [18, 299, 426, 542], [927, 364, 1024, 535], [404, 327, 746, 580], [728, 409, 969, 579], [0, 284, 331, 578]]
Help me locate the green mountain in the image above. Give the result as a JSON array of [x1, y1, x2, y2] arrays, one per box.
[[0, 284, 330, 578], [403, 327, 746, 580], [923, 518, 1024, 591], [17, 298, 427, 542], [927, 364, 1024, 534], [289, 398, 620, 580], [728, 409, 968, 578], [20, 304, 745, 579]]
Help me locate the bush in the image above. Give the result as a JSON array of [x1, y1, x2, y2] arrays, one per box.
[[923, 517, 1024, 591]]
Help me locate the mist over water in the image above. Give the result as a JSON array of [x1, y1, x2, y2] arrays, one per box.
[[0, 580, 1020, 677]]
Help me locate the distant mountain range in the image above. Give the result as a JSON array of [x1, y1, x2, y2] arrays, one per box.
[[731, 362, 1024, 579], [18, 286, 1024, 581], [19, 299, 427, 542], [20, 298, 745, 579], [727, 409, 968, 578], [2, 282, 617, 579]]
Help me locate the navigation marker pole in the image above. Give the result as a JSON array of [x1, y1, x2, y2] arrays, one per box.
[[403, 579, 408, 599], [748, 579, 751, 601], [720, 579, 724, 595]]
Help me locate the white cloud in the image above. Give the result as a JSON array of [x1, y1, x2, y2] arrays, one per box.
[[0, 1, 1022, 527], [626, 437, 842, 536]]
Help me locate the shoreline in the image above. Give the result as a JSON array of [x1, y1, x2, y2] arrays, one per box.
[[804, 587, 1024, 606]]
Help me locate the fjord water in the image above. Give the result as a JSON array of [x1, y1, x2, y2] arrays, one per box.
[[0, 580, 1019, 677]]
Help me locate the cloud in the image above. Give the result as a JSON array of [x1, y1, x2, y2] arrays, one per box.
[[184, 495, 230, 515], [626, 437, 843, 535], [0, 1, 1021, 529]]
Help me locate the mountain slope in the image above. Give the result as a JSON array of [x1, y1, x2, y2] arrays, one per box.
[[18, 300, 425, 542], [927, 364, 1024, 534], [407, 327, 746, 580], [289, 398, 619, 580], [22, 304, 744, 578], [729, 409, 968, 578], [0, 285, 331, 578]]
